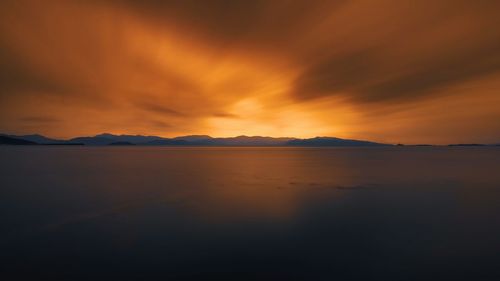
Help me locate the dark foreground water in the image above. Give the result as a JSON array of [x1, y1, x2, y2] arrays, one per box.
[[1, 147, 499, 280]]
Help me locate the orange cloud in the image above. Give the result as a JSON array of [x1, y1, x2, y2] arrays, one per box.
[[1, 0, 499, 143]]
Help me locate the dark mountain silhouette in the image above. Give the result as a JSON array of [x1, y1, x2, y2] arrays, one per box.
[[1, 134, 62, 144], [63, 134, 387, 146], [0, 132, 404, 146], [0, 133, 500, 147], [173, 135, 212, 140], [210, 136, 295, 146], [287, 137, 388, 146], [0, 135, 37, 145], [2, 132, 498, 146], [82, 134, 298, 146], [144, 139, 190, 145], [95, 133, 164, 143], [0, 133, 391, 146], [69, 136, 115, 145], [173, 135, 213, 142], [108, 141, 136, 146]]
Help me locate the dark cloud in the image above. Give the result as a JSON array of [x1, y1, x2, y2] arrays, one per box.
[[0, 45, 68, 96], [103, 0, 347, 50], [292, 49, 379, 100], [119, 0, 266, 39], [134, 101, 185, 117], [108, 0, 500, 104], [289, 1, 500, 103], [293, 38, 500, 103], [148, 120, 171, 128], [19, 116, 61, 123], [212, 112, 239, 118]]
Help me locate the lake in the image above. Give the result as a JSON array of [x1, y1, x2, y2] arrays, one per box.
[[1, 146, 499, 280]]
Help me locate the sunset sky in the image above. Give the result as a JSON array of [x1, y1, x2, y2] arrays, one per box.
[[1, 0, 500, 144]]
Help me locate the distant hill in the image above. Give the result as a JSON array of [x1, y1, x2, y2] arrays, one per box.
[[144, 139, 190, 145], [71, 134, 384, 146], [0, 135, 37, 145], [69, 136, 115, 146], [287, 137, 388, 146], [173, 135, 212, 141], [5, 132, 497, 147], [168, 135, 294, 146], [210, 136, 295, 146], [1, 132, 394, 146], [1, 134, 63, 144], [108, 141, 136, 146], [95, 133, 164, 144]]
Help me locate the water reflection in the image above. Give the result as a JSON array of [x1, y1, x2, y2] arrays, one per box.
[[1, 147, 499, 280]]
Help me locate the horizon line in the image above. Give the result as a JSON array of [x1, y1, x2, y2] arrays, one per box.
[[2, 132, 499, 146]]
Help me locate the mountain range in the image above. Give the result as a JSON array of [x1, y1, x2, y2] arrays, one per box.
[[0, 133, 389, 146]]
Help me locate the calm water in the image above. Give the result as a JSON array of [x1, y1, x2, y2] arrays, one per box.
[[1, 147, 499, 280]]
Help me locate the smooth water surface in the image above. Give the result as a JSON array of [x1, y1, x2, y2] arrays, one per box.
[[1, 147, 499, 280]]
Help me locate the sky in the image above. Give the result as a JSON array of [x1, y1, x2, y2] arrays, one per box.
[[1, 0, 500, 144]]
